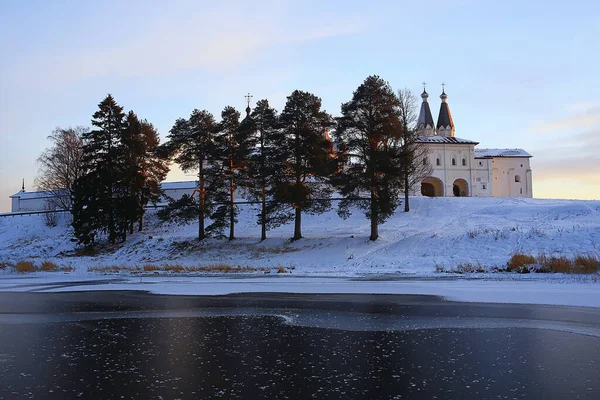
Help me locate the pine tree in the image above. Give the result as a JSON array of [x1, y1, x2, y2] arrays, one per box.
[[278, 90, 335, 241], [163, 110, 219, 240], [72, 94, 128, 246], [211, 105, 257, 240], [121, 111, 145, 235], [334, 76, 404, 241]]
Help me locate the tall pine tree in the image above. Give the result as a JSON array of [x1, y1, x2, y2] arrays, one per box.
[[277, 90, 335, 241], [243, 99, 285, 241], [163, 110, 219, 240], [334, 76, 404, 241], [72, 94, 128, 245]]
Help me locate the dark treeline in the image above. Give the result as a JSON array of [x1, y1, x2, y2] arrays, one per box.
[[66, 75, 429, 247]]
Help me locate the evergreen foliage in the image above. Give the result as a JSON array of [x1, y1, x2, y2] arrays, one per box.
[[71, 95, 168, 247], [334, 76, 405, 241], [277, 90, 335, 240], [162, 109, 220, 240], [72, 94, 128, 245], [157, 194, 199, 224], [244, 99, 287, 241]]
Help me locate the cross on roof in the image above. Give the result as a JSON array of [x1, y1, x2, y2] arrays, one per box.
[[245, 93, 253, 108], [441, 82, 445, 92], [422, 81, 427, 91]]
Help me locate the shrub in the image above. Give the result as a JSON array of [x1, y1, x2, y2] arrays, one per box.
[[41, 260, 60, 272], [277, 266, 286, 273], [15, 261, 37, 273]]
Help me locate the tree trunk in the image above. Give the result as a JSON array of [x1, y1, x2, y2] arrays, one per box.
[[260, 184, 267, 241], [229, 176, 235, 241], [293, 207, 302, 241], [198, 162, 205, 240], [404, 169, 410, 212], [138, 193, 145, 232], [370, 187, 378, 241]]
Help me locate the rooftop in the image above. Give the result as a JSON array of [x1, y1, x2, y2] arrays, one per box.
[[475, 148, 532, 158], [417, 136, 478, 145]]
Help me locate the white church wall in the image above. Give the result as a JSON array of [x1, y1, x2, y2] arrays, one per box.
[[489, 158, 533, 198], [473, 158, 493, 197], [419, 143, 476, 197]]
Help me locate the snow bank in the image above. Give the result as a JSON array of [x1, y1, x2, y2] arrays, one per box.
[[0, 197, 599, 277]]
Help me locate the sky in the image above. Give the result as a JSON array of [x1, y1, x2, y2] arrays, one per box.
[[1, 0, 599, 212]]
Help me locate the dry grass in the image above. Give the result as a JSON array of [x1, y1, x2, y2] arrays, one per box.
[[506, 253, 537, 272], [573, 255, 600, 274], [164, 264, 185, 272], [437, 253, 600, 274], [537, 254, 572, 273], [15, 260, 37, 273], [88, 265, 141, 273], [41, 260, 60, 272], [277, 266, 287, 273], [88, 263, 274, 274], [60, 266, 75, 272], [143, 264, 160, 272]]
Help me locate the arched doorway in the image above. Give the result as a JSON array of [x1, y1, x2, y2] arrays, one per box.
[[421, 177, 444, 197], [453, 179, 469, 197]]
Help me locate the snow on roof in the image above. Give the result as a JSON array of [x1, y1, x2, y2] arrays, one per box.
[[475, 149, 532, 158], [10, 190, 62, 199], [160, 181, 198, 190], [417, 136, 479, 145]]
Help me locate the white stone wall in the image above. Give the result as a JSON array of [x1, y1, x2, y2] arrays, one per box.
[[489, 157, 533, 198], [13, 197, 52, 212], [472, 158, 493, 197]]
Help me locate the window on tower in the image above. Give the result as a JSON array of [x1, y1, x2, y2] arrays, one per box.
[[462, 158, 466, 166], [515, 175, 521, 182], [436, 158, 440, 166], [452, 158, 456, 166]]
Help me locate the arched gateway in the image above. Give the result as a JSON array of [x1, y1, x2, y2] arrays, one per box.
[[453, 179, 469, 197], [421, 177, 444, 197]]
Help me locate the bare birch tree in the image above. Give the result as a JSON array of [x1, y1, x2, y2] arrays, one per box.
[[35, 126, 86, 210], [397, 88, 432, 212]]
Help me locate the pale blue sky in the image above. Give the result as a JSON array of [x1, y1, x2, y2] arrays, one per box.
[[1, 0, 599, 212]]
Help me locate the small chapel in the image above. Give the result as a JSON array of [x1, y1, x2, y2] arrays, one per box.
[[413, 86, 533, 198]]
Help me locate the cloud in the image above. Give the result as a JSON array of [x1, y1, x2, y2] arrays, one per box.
[[530, 106, 600, 134], [1, 4, 363, 94]]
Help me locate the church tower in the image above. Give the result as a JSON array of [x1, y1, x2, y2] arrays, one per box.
[[416, 86, 435, 137], [436, 86, 455, 137]]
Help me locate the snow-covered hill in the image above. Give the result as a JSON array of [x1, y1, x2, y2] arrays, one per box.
[[1, 197, 599, 277]]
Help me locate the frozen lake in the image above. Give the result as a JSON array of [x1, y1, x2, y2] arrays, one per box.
[[0, 292, 599, 399]]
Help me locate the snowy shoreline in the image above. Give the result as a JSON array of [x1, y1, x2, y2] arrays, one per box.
[[1, 196, 599, 277], [0, 275, 599, 308]]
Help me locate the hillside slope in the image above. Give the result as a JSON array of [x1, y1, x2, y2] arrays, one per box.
[[1, 197, 599, 276]]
